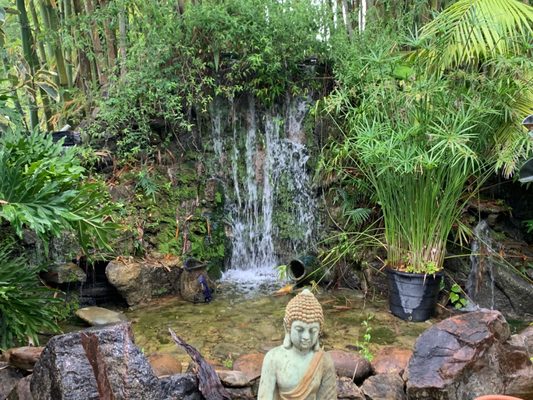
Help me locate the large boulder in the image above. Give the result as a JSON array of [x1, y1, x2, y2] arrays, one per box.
[[405, 310, 533, 399], [30, 323, 161, 400], [41, 262, 86, 285], [106, 255, 182, 307]]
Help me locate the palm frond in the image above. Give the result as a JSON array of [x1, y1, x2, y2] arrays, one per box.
[[413, 0, 533, 72]]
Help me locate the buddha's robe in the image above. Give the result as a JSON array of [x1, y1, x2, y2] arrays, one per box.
[[276, 351, 337, 400]]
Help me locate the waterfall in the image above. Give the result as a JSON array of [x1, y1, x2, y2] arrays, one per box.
[[467, 220, 495, 309], [211, 96, 317, 282]]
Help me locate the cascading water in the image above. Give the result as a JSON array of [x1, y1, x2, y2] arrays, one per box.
[[210, 96, 317, 283], [467, 220, 495, 309]]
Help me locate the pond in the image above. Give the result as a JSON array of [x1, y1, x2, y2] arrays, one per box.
[[125, 284, 434, 368]]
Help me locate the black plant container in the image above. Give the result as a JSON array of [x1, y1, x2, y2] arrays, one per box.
[[386, 269, 443, 322]]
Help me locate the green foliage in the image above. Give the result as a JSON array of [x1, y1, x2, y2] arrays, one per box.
[[0, 241, 65, 350], [88, 0, 332, 160], [321, 2, 533, 273], [0, 129, 117, 254], [357, 314, 374, 362], [276, 264, 288, 281], [449, 283, 468, 309]]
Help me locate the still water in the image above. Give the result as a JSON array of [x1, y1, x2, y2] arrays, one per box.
[[126, 284, 432, 367]]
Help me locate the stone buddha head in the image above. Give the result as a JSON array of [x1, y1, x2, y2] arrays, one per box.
[[283, 289, 324, 352]]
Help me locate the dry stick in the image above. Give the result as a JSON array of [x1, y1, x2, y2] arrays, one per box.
[[168, 329, 231, 400]]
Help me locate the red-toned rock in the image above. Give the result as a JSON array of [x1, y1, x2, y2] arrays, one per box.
[[147, 353, 182, 377], [328, 350, 372, 383], [6, 347, 44, 371], [233, 353, 264, 381], [362, 373, 406, 400], [372, 347, 412, 375], [406, 310, 511, 399]]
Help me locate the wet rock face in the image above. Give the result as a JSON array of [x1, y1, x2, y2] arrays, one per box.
[[106, 256, 182, 307], [467, 221, 533, 320], [30, 323, 161, 400], [406, 310, 518, 400]]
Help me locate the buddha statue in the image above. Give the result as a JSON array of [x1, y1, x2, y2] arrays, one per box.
[[258, 289, 337, 400]]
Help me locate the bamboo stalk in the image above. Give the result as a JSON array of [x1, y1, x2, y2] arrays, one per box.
[[98, 0, 117, 73], [84, 0, 108, 87], [28, 0, 53, 129], [16, 0, 39, 129]]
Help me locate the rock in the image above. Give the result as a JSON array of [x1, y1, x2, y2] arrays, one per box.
[[0, 366, 24, 400], [512, 325, 533, 355], [372, 347, 412, 375], [147, 353, 182, 377], [7, 375, 33, 400], [217, 370, 252, 387], [361, 373, 406, 400], [179, 260, 215, 303], [405, 310, 510, 399], [75, 306, 128, 326], [499, 330, 533, 399], [336, 377, 365, 399], [224, 387, 255, 399], [159, 373, 203, 400], [6, 347, 43, 371], [328, 350, 372, 383], [106, 255, 182, 307], [30, 322, 161, 400], [41, 262, 86, 284], [232, 353, 265, 382]]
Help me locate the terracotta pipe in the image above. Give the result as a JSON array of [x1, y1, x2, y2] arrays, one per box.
[[474, 396, 524, 400]]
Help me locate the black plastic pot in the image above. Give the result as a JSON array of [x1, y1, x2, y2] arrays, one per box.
[[386, 269, 443, 322]]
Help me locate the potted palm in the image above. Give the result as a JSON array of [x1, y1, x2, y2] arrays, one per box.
[[324, 0, 533, 321], [350, 84, 483, 321]]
